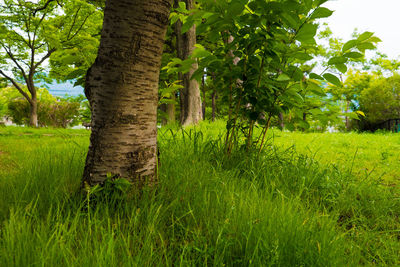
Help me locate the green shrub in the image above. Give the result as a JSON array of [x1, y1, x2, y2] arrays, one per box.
[[7, 98, 81, 128]]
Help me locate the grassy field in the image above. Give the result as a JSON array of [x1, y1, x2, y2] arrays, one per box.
[[0, 123, 399, 266]]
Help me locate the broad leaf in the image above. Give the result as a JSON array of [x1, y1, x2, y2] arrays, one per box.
[[323, 73, 342, 87], [296, 23, 318, 44], [357, 31, 374, 42], [335, 63, 347, 74], [342, 40, 359, 52], [310, 7, 333, 20], [343, 52, 363, 59], [328, 56, 347, 65]]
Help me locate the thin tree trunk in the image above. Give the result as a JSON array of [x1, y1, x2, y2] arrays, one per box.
[[28, 82, 38, 127], [174, 0, 202, 126], [160, 104, 168, 125], [166, 93, 176, 124], [29, 95, 38, 127], [201, 73, 206, 120], [211, 89, 216, 122], [82, 0, 171, 186], [345, 100, 350, 131], [278, 112, 284, 129]]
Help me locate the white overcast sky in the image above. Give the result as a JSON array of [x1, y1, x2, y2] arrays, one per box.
[[322, 0, 400, 59]]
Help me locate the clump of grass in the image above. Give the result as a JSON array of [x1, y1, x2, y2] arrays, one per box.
[[0, 124, 399, 266]]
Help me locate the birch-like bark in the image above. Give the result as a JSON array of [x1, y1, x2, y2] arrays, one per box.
[[82, 0, 172, 186]]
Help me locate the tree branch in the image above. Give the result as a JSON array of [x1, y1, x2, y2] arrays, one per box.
[[67, 12, 93, 42], [0, 70, 32, 104], [67, 6, 82, 41], [1, 44, 29, 85], [16, 0, 32, 47], [33, 48, 56, 71], [32, 0, 63, 17]]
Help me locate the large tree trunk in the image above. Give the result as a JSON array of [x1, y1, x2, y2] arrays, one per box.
[[175, 0, 202, 126], [82, 0, 171, 186]]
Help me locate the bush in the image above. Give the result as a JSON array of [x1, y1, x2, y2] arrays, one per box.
[[7, 98, 81, 128]]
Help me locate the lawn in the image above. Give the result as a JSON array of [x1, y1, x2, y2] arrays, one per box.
[[0, 123, 399, 266]]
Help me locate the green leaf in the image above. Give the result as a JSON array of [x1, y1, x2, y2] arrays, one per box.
[[314, 0, 329, 5], [307, 81, 326, 96], [335, 63, 347, 74], [293, 52, 313, 61], [170, 13, 180, 24], [357, 42, 376, 51], [368, 36, 382, 43], [227, 2, 245, 17], [310, 7, 334, 19], [281, 12, 301, 28], [298, 120, 310, 130], [277, 74, 291, 81], [178, 2, 186, 10], [309, 73, 324, 80], [323, 73, 342, 87], [342, 40, 359, 52], [343, 52, 364, 59], [191, 67, 204, 82], [357, 110, 365, 117], [304, 0, 313, 9], [181, 18, 195, 34], [296, 23, 318, 43], [357, 31, 374, 42], [347, 111, 361, 120], [191, 47, 211, 58], [65, 68, 86, 80], [328, 56, 347, 65]]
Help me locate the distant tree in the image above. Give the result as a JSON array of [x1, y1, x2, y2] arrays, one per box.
[[359, 74, 400, 124], [173, 0, 202, 125], [0, 0, 101, 126]]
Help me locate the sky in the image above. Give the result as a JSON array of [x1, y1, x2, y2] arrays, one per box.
[[322, 0, 400, 59]]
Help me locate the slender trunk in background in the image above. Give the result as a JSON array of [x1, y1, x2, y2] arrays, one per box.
[[160, 104, 168, 125], [201, 74, 206, 120], [166, 93, 176, 124], [211, 89, 216, 122], [345, 100, 350, 131], [82, 0, 171, 186], [29, 93, 38, 127], [278, 112, 284, 129], [26, 80, 38, 127], [174, 0, 202, 126], [302, 112, 307, 132]]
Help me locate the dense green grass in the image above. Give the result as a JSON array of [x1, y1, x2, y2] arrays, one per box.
[[0, 123, 399, 266]]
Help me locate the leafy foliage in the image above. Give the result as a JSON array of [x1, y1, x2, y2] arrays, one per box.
[[6, 89, 87, 128], [0, 0, 102, 125], [175, 0, 379, 151]]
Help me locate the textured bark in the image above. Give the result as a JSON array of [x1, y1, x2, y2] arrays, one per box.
[[82, 0, 171, 186], [26, 80, 38, 127], [29, 96, 38, 127], [174, 0, 202, 126], [166, 93, 176, 123]]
